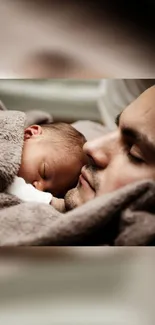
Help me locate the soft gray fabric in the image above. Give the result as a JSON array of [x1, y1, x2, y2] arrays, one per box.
[[0, 110, 25, 191], [25, 110, 53, 128], [72, 120, 108, 140], [1, 107, 155, 246]]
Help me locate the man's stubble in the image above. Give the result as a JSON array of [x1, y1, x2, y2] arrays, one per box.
[[64, 186, 82, 211]]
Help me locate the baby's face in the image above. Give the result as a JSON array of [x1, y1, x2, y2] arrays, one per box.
[[18, 135, 85, 197]]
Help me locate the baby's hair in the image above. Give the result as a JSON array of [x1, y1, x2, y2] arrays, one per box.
[[40, 122, 86, 151]]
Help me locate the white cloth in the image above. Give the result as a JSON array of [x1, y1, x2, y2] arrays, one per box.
[[6, 176, 52, 204]]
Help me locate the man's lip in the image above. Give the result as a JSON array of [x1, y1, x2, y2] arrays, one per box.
[[80, 167, 94, 191]]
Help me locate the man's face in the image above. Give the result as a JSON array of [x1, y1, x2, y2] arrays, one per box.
[[65, 86, 155, 210]]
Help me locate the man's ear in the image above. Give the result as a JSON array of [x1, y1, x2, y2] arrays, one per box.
[[24, 125, 43, 140]]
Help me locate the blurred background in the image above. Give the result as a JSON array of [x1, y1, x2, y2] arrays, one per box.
[[0, 0, 154, 78], [0, 247, 154, 325], [0, 79, 154, 126], [0, 79, 101, 122]]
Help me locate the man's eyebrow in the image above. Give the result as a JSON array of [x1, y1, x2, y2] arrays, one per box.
[[121, 126, 155, 156], [115, 111, 155, 157], [115, 111, 123, 126]]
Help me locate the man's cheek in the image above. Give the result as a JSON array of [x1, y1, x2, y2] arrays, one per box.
[[113, 169, 146, 190], [104, 169, 136, 193]]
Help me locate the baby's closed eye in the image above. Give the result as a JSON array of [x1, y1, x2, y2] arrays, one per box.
[[40, 162, 49, 180]]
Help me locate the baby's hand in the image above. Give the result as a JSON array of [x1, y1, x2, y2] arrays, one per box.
[[50, 197, 66, 212]]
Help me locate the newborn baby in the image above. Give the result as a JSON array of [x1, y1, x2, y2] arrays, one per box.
[[7, 122, 86, 211]]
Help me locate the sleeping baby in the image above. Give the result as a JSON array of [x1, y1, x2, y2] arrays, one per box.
[[6, 122, 86, 211]]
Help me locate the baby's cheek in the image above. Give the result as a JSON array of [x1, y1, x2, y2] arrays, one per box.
[[17, 162, 24, 177], [18, 161, 33, 183], [65, 157, 84, 189], [83, 153, 89, 166]]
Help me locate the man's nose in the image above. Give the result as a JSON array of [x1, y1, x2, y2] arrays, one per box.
[[83, 132, 117, 168]]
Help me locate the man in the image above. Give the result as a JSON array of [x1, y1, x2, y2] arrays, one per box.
[[65, 85, 155, 210]]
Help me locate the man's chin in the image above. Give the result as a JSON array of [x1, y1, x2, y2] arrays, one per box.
[[64, 187, 83, 211]]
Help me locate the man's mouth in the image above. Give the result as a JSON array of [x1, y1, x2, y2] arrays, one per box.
[[79, 167, 95, 191]]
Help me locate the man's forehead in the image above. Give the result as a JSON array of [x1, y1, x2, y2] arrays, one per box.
[[122, 86, 155, 126]]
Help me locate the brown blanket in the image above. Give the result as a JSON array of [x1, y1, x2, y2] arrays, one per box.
[[0, 104, 155, 246]]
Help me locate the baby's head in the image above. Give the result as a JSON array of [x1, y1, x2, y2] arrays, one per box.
[[18, 122, 86, 197]]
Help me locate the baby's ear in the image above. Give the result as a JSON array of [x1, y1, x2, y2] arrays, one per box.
[[24, 125, 43, 140]]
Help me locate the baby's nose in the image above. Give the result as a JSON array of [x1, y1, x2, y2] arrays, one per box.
[[33, 181, 44, 191]]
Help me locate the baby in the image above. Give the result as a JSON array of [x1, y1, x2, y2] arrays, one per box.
[[7, 122, 86, 211]]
